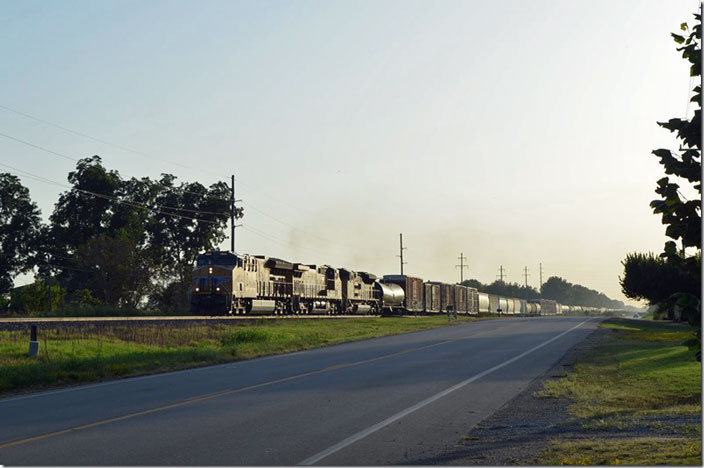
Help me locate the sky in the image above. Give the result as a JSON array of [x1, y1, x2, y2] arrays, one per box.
[[1, 0, 700, 306]]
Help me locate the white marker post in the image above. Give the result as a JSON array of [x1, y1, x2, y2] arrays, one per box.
[[28, 325, 39, 358]]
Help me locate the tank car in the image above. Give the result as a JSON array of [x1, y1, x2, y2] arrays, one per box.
[[374, 281, 405, 313], [382, 275, 424, 313]]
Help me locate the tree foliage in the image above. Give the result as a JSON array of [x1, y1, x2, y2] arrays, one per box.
[[24, 156, 240, 312], [10, 280, 66, 315], [72, 232, 153, 308], [541, 276, 623, 308], [483, 280, 539, 300], [0, 174, 41, 294], [621, 12, 701, 333], [460, 277, 621, 308], [650, 14, 701, 270], [620, 252, 700, 304]]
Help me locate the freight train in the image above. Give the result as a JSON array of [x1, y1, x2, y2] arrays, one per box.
[[190, 251, 601, 316]]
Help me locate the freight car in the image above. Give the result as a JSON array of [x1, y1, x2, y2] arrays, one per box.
[[382, 275, 424, 313], [190, 250, 583, 317]]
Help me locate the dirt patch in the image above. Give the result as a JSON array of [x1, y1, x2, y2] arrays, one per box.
[[410, 326, 701, 465]]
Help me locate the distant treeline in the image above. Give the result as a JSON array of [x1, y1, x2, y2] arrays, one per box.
[[461, 277, 625, 309]]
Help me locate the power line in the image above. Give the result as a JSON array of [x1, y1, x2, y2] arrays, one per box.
[[0, 103, 223, 177], [0, 163, 223, 224], [240, 224, 331, 261], [0, 162, 224, 218], [0, 130, 230, 204], [0, 107, 369, 250], [0, 104, 298, 208], [3, 156, 367, 258], [0, 129, 364, 253], [0, 131, 78, 162], [0, 256, 95, 274], [239, 199, 358, 249]]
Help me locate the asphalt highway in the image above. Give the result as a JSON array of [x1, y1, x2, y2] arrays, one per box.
[[0, 316, 601, 466]]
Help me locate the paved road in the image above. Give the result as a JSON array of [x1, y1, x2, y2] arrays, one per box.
[[0, 316, 600, 465]]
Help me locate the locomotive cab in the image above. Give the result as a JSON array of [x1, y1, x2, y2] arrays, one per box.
[[191, 251, 239, 315]]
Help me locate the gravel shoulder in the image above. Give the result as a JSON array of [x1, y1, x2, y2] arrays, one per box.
[[419, 325, 700, 465]]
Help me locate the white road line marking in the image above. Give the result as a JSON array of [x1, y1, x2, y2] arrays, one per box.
[[297, 318, 593, 466]]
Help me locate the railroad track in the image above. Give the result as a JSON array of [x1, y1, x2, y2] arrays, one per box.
[[0, 314, 380, 331]]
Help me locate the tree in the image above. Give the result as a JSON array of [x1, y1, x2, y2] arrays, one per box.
[[542, 276, 623, 308], [0, 174, 41, 294], [461, 279, 485, 290], [484, 280, 539, 300], [620, 252, 700, 304], [650, 16, 701, 265], [621, 12, 701, 329], [145, 175, 232, 310], [39, 156, 122, 288], [72, 232, 152, 308], [540, 277, 572, 302], [10, 280, 66, 315], [40, 156, 239, 310]]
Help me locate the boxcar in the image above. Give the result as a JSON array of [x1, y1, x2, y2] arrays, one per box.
[[455, 284, 468, 314], [424, 282, 441, 313], [439, 282, 456, 312], [541, 299, 558, 315]]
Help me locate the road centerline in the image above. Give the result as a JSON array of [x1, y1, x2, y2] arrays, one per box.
[[0, 335, 460, 450]]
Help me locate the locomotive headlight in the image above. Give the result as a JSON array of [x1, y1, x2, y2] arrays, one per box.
[[208, 267, 213, 274]]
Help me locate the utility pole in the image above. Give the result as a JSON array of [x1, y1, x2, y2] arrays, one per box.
[[231, 175, 235, 252], [497, 265, 505, 284], [456, 253, 468, 283], [397, 233, 407, 275], [523, 266, 530, 311], [539, 262, 544, 289], [230, 175, 242, 253]]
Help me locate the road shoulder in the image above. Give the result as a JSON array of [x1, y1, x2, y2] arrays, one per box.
[[426, 324, 701, 465]]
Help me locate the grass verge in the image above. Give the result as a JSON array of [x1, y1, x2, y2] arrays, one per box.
[[538, 437, 701, 466], [534, 318, 701, 465], [0, 315, 474, 396]]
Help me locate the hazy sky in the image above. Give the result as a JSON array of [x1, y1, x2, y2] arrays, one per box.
[[2, 0, 699, 305]]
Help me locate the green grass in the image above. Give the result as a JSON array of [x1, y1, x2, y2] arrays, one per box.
[[538, 319, 701, 419], [0, 315, 476, 395], [534, 318, 701, 465], [537, 437, 701, 465]]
